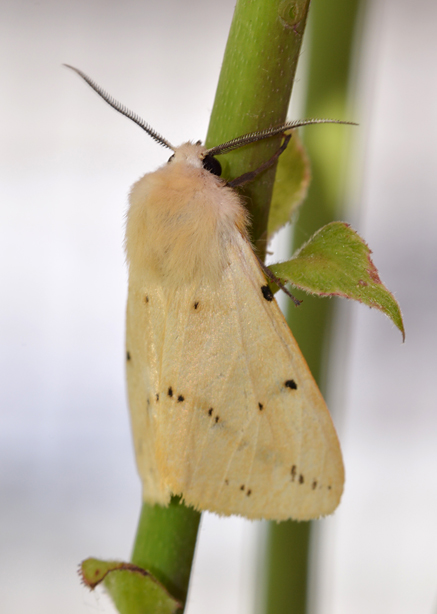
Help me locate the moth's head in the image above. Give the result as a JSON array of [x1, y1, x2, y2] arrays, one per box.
[[167, 142, 222, 177]]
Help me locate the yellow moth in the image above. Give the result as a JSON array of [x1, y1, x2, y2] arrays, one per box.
[[67, 66, 345, 521]]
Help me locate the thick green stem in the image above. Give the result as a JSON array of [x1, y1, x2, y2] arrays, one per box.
[[131, 497, 200, 605], [262, 1, 363, 614], [206, 0, 311, 254]]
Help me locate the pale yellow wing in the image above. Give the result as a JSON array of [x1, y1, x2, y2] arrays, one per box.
[[126, 232, 344, 521]]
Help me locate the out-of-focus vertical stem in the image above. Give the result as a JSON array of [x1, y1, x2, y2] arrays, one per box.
[[290, 0, 362, 378], [262, 1, 363, 614]]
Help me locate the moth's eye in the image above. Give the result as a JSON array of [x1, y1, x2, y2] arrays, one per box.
[[202, 154, 222, 176], [167, 154, 175, 163]]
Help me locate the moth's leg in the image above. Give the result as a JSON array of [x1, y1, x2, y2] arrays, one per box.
[[256, 255, 301, 306], [227, 133, 292, 188]]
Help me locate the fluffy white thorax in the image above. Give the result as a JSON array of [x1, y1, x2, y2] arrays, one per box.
[[126, 142, 248, 287]]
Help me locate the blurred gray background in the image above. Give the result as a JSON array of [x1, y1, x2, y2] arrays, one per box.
[[1, 1, 436, 613]]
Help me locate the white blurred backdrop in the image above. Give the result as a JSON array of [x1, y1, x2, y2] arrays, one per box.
[[1, 1, 436, 613]]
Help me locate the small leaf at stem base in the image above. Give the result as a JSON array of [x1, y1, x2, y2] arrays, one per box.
[[80, 558, 181, 614]]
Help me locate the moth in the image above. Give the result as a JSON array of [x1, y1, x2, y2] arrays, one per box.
[[67, 65, 345, 521]]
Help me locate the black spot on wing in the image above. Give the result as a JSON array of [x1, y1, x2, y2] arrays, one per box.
[[261, 284, 274, 301], [144, 295, 149, 304], [177, 395, 185, 403], [240, 485, 245, 491], [214, 415, 220, 423], [312, 480, 317, 490], [126, 351, 131, 361], [258, 402, 264, 411], [168, 387, 173, 398], [291, 465, 297, 481], [285, 379, 298, 390], [299, 474, 304, 484], [156, 393, 159, 402], [246, 489, 252, 496], [208, 408, 213, 416], [194, 301, 199, 310]]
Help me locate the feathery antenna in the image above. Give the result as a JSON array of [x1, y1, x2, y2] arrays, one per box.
[[64, 65, 175, 151], [206, 118, 357, 157]]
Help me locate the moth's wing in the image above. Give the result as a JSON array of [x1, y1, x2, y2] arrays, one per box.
[[126, 233, 344, 521], [125, 278, 171, 505]]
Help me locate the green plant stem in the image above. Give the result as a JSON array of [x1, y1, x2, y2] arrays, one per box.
[[263, 521, 311, 614], [129, 1, 312, 612], [131, 497, 200, 605], [206, 0, 311, 256], [263, 1, 363, 614]]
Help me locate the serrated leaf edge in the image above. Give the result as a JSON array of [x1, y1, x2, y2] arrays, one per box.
[[79, 558, 182, 609]]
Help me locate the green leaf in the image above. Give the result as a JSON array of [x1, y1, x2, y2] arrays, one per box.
[[269, 221, 405, 339], [268, 130, 310, 238], [80, 558, 181, 614]]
